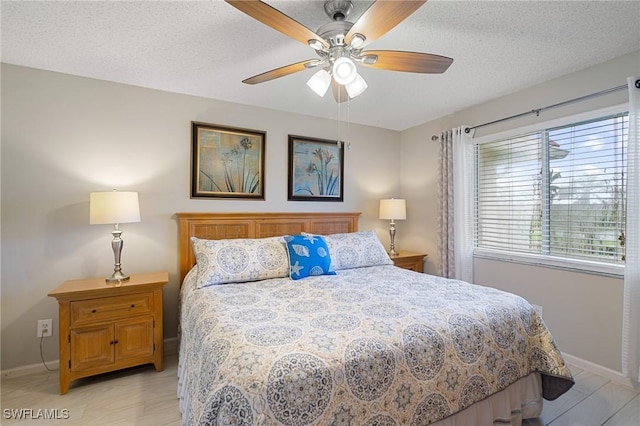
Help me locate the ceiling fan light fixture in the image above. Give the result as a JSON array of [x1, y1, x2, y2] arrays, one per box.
[[345, 73, 368, 98], [349, 33, 366, 49], [307, 69, 332, 97], [332, 57, 357, 85]]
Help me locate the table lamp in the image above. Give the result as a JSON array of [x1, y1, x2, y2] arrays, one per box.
[[90, 190, 140, 283], [379, 198, 406, 256]]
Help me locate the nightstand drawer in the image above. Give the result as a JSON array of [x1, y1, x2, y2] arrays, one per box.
[[71, 293, 153, 325]]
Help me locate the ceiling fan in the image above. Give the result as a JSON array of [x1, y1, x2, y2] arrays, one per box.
[[225, 0, 453, 102]]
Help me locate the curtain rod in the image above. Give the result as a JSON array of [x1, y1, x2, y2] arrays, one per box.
[[430, 81, 632, 141], [463, 82, 630, 134]]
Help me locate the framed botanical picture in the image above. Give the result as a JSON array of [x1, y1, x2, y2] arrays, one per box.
[[288, 135, 344, 202], [191, 122, 265, 199]]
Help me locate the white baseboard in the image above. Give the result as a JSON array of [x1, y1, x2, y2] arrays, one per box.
[[562, 352, 635, 389], [1, 337, 179, 379], [1, 360, 61, 379]]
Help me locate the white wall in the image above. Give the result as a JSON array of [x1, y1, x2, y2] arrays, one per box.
[[400, 51, 639, 372], [0, 64, 401, 370]]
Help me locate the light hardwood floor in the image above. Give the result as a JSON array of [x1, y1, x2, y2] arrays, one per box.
[[524, 365, 639, 426], [2, 356, 638, 425], [1, 355, 180, 425]]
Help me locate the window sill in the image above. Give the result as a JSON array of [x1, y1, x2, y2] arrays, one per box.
[[473, 249, 624, 278]]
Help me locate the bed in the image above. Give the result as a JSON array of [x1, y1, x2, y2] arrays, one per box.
[[176, 212, 574, 425]]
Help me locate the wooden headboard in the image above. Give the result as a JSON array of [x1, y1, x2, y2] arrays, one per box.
[[176, 212, 360, 283]]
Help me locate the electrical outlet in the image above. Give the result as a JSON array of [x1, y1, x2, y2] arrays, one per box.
[[37, 319, 52, 338]]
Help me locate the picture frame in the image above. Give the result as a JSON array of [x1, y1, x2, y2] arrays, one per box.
[[288, 135, 344, 202], [191, 122, 265, 199]]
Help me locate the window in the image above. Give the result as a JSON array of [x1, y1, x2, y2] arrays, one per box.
[[475, 111, 628, 273]]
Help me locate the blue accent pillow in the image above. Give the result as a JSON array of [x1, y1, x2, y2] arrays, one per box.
[[284, 234, 336, 280]]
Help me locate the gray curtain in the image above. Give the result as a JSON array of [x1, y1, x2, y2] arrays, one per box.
[[437, 130, 455, 278]]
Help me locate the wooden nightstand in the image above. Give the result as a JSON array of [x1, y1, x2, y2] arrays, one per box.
[[390, 251, 427, 272], [48, 271, 168, 394]]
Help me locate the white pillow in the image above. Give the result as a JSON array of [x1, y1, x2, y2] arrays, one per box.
[[191, 236, 289, 287], [305, 230, 393, 270]]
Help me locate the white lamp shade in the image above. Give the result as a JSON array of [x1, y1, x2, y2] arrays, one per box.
[[332, 57, 358, 85], [379, 198, 406, 220], [306, 69, 331, 97], [345, 73, 368, 98], [90, 191, 141, 225]]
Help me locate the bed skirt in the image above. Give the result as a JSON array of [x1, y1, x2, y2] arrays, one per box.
[[429, 372, 542, 425]]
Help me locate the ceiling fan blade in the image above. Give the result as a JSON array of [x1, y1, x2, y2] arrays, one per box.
[[345, 1, 427, 48], [359, 50, 453, 74], [331, 80, 349, 103], [242, 60, 318, 85], [226, 0, 328, 49]]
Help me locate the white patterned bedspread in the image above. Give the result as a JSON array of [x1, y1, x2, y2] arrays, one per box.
[[178, 265, 573, 425]]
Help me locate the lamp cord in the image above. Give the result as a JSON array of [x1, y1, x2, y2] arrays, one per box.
[[40, 335, 57, 371]]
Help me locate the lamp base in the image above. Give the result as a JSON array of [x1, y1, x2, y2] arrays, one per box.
[[106, 271, 130, 283], [388, 220, 398, 258], [106, 225, 130, 284]]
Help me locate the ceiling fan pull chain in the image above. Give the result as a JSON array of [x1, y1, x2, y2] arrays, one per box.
[[337, 88, 342, 146], [347, 95, 350, 149]]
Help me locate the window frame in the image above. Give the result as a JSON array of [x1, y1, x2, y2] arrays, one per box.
[[472, 103, 628, 277]]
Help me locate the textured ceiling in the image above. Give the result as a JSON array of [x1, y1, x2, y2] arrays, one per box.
[[2, 0, 639, 131]]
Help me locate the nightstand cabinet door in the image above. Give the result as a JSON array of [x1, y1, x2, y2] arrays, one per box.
[[70, 324, 115, 371], [116, 317, 154, 361]]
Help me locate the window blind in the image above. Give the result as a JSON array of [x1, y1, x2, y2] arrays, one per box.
[[475, 112, 628, 266]]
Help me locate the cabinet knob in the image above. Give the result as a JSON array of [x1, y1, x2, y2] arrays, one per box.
[[130, 304, 135, 308], [92, 310, 97, 314]]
